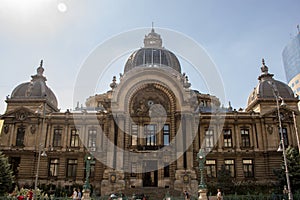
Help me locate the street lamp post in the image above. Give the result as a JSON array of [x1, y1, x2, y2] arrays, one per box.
[[34, 102, 47, 199], [83, 154, 93, 200], [269, 81, 293, 200], [197, 149, 207, 200], [34, 144, 47, 196]]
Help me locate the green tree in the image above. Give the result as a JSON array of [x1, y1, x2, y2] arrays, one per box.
[[0, 151, 14, 196], [274, 146, 300, 194], [217, 164, 233, 195], [287, 147, 300, 192]]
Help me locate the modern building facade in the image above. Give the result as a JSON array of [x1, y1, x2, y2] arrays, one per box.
[[282, 31, 300, 97], [1, 29, 300, 196]]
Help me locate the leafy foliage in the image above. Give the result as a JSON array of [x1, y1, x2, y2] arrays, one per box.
[[273, 146, 300, 194], [216, 164, 233, 195], [207, 165, 277, 195], [0, 151, 14, 195], [286, 147, 300, 192]]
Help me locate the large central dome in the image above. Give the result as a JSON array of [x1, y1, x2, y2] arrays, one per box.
[[124, 28, 181, 73]]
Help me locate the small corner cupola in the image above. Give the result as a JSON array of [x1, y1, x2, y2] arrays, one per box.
[[9, 60, 58, 111], [246, 58, 296, 112], [143, 24, 162, 48]]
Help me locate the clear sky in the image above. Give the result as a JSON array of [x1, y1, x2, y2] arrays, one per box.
[[0, 0, 299, 113]]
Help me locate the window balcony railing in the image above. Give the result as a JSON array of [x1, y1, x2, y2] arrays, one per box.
[[132, 145, 164, 151]]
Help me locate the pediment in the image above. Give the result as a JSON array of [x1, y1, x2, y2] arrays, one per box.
[[261, 106, 298, 121], [1, 106, 38, 121]]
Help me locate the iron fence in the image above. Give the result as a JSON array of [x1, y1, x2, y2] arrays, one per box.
[[1, 193, 300, 200]]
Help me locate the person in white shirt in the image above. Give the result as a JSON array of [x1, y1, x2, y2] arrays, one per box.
[[72, 188, 77, 200], [217, 189, 222, 200]]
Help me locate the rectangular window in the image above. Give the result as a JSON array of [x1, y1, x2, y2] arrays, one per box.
[[153, 49, 160, 64], [243, 159, 254, 178], [164, 164, 170, 177], [206, 160, 216, 178], [67, 159, 77, 178], [53, 129, 62, 147], [131, 124, 138, 146], [224, 159, 235, 177], [241, 129, 250, 147], [223, 129, 232, 147], [145, 124, 157, 146], [88, 129, 97, 148], [70, 129, 80, 147], [16, 127, 25, 147], [49, 158, 59, 177], [205, 129, 214, 148], [279, 127, 289, 147], [163, 124, 170, 146]]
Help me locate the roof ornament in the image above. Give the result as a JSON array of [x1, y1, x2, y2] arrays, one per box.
[[31, 59, 47, 82], [261, 58, 269, 75], [37, 59, 44, 76], [151, 22, 155, 33], [228, 101, 233, 111], [110, 76, 117, 90], [183, 75, 191, 89], [258, 58, 274, 81]]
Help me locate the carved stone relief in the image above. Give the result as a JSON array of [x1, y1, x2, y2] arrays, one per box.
[[130, 84, 170, 116]]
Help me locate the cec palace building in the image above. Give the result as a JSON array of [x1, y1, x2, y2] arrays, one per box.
[[0, 29, 299, 196]]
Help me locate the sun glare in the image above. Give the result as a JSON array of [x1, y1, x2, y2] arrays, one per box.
[[57, 2, 67, 13]]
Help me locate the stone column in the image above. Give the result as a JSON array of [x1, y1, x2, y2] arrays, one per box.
[[251, 119, 258, 150], [217, 122, 223, 152], [138, 120, 144, 146], [106, 116, 115, 169], [176, 114, 184, 169], [9, 124, 15, 146], [255, 121, 264, 150], [81, 123, 87, 149], [234, 121, 240, 151], [185, 114, 193, 169], [116, 114, 125, 170]]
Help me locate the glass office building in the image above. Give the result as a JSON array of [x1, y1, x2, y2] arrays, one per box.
[[282, 33, 300, 96]]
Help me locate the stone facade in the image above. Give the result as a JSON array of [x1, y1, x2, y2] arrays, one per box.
[[0, 29, 300, 197]]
